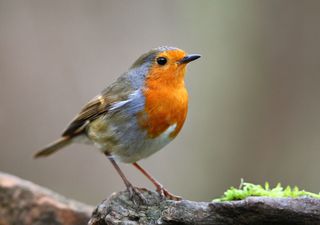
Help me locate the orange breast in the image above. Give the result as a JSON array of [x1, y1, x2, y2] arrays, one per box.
[[139, 87, 188, 139], [138, 69, 188, 139], [137, 48, 190, 139]]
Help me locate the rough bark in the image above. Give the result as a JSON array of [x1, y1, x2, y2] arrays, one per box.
[[1, 172, 320, 225], [0, 172, 93, 225], [89, 189, 320, 225]]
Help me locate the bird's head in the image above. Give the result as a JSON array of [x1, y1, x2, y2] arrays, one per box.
[[131, 46, 200, 88]]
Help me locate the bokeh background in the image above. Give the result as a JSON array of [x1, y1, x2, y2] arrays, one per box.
[[1, 0, 320, 205]]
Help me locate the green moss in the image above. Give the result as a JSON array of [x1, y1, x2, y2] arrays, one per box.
[[213, 179, 320, 202]]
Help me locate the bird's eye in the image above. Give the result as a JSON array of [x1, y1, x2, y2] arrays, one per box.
[[156, 57, 167, 66]]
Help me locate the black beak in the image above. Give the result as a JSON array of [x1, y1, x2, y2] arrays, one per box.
[[179, 54, 201, 64]]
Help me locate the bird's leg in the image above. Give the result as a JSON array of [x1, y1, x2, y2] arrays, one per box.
[[132, 162, 182, 201], [105, 153, 147, 204]]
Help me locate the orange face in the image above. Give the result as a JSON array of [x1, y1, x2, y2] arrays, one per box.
[[145, 49, 188, 89], [139, 49, 193, 139]]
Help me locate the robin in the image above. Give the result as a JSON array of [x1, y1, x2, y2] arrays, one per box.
[[34, 46, 201, 202]]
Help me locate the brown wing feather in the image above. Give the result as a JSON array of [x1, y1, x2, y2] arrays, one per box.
[[62, 95, 110, 137], [62, 73, 134, 137]]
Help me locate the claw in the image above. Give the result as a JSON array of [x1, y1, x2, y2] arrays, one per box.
[[127, 185, 148, 205], [156, 185, 182, 201]]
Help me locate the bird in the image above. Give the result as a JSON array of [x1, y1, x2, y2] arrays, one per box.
[[34, 46, 201, 202]]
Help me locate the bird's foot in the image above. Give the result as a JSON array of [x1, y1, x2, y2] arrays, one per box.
[[156, 185, 182, 201], [126, 184, 148, 205]]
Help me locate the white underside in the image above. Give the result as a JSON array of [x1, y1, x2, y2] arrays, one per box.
[[75, 123, 177, 163], [111, 123, 177, 163]]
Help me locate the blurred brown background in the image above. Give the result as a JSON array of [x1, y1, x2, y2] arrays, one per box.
[[1, 0, 320, 205]]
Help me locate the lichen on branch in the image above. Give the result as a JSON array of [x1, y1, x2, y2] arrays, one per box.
[[214, 179, 320, 202]]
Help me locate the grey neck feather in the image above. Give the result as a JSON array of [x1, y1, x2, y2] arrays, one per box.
[[127, 50, 158, 90]]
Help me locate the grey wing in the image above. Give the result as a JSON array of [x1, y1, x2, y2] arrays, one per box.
[[61, 72, 135, 137], [62, 95, 110, 137]]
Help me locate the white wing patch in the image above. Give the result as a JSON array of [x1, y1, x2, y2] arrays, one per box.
[[109, 99, 131, 111], [109, 90, 141, 111]]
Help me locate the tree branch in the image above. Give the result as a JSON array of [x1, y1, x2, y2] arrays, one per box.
[[1, 172, 320, 225], [89, 189, 320, 225], [0, 172, 93, 225]]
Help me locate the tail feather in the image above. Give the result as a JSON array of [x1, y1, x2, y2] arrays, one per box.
[[34, 137, 72, 158]]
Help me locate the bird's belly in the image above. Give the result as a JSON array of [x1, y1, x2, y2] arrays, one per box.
[[113, 123, 177, 163], [86, 115, 176, 163]]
